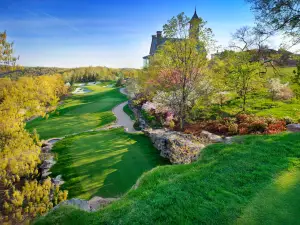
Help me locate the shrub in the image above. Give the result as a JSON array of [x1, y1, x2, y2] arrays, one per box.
[[228, 123, 238, 135], [248, 120, 268, 133], [283, 116, 295, 125], [265, 121, 286, 134], [169, 120, 175, 130], [239, 127, 249, 135], [133, 121, 142, 130], [185, 114, 287, 136], [277, 86, 294, 100]]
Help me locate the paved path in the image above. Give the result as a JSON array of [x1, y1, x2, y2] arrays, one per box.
[[112, 88, 137, 133]]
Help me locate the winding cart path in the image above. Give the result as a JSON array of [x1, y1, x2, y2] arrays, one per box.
[[112, 88, 136, 133]]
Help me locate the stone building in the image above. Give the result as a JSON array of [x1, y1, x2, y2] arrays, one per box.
[[143, 9, 201, 67]]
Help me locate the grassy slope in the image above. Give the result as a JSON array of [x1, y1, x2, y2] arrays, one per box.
[[51, 128, 168, 199], [123, 104, 135, 120], [35, 132, 300, 225], [266, 66, 296, 83], [220, 96, 300, 120], [26, 84, 128, 140], [212, 66, 300, 121]]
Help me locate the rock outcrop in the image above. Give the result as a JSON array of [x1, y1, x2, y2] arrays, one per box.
[[39, 138, 62, 178], [53, 196, 118, 212], [144, 129, 208, 164], [287, 124, 300, 132], [128, 100, 148, 130], [200, 130, 223, 143]]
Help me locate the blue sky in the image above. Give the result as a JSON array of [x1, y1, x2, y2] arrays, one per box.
[[0, 0, 284, 68]]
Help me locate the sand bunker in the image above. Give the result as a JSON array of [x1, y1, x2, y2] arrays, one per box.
[[72, 87, 92, 94]]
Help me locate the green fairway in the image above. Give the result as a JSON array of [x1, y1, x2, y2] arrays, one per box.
[[35, 132, 300, 225], [51, 128, 168, 199], [26, 84, 128, 139]]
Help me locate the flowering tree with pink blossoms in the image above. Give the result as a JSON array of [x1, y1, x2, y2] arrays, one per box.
[[147, 12, 215, 129]]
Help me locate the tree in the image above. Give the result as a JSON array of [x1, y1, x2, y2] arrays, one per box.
[[246, 0, 300, 46], [224, 51, 264, 111], [230, 25, 272, 61], [291, 59, 300, 98], [0, 31, 68, 223], [146, 12, 214, 129], [0, 31, 22, 75]]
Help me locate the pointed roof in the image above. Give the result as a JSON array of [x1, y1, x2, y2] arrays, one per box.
[[189, 7, 200, 23], [192, 7, 199, 19]]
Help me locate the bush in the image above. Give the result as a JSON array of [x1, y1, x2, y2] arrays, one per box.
[[228, 123, 238, 135], [283, 116, 295, 125], [185, 114, 286, 136], [265, 121, 286, 134], [248, 120, 268, 133], [133, 121, 142, 130]]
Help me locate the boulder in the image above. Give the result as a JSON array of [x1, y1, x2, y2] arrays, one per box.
[[53, 199, 91, 211], [200, 130, 223, 143], [144, 129, 206, 164], [287, 124, 300, 132], [52, 196, 118, 212], [40, 160, 53, 169], [41, 145, 52, 153], [88, 196, 118, 211], [41, 171, 52, 178], [52, 175, 64, 185]]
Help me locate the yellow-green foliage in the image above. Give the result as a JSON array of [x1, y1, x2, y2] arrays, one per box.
[[0, 61, 68, 224], [1, 178, 67, 224]]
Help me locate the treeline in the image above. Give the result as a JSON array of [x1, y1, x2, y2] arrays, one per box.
[[62, 67, 140, 84], [0, 67, 67, 79], [1, 65, 141, 84], [0, 75, 69, 224]]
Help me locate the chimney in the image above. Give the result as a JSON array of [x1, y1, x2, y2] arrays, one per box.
[[156, 31, 162, 46], [157, 31, 162, 39]]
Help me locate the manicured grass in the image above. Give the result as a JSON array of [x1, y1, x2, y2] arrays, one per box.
[[26, 84, 128, 139], [123, 104, 135, 120], [50, 128, 168, 199], [219, 95, 300, 121], [266, 66, 296, 83], [35, 132, 300, 225]]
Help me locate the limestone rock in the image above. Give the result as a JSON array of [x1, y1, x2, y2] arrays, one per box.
[[144, 129, 206, 164], [52, 196, 118, 212], [200, 130, 223, 143], [41, 145, 52, 153], [88, 196, 118, 211], [52, 175, 64, 185], [54, 199, 91, 211], [40, 160, 54, 169], [287, 124, 300, 132]]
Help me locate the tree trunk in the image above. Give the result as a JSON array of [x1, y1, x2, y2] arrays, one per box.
[[242, 94, 246, 112]]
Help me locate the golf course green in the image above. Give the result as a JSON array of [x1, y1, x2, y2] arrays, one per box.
[[27, 83, 168, 199], [51, 128, 167, 199]]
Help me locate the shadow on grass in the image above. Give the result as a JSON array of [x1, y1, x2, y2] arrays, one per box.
[[50, 128, 169, 199], [93, 132, 300, 224]]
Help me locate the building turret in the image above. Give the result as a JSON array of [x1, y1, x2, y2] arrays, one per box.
[[189, 8, 201, 39]]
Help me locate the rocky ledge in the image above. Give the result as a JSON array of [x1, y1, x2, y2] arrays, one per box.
[[53, 196, 119, 212], [144, 129, 205, 164], [287, 124, 300, 132], [144, 128, 232, 164]]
